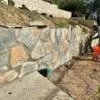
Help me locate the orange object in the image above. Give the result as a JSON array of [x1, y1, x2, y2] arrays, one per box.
[[93, 46, 100, 61]]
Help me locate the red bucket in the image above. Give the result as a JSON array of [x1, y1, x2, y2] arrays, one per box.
[[93, 46, 100, 61]]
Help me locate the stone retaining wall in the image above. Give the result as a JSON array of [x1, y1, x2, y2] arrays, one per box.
[[0, 25, 98, 84], [4, 0, 71, 19]]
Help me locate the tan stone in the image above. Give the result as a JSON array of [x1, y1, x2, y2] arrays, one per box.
[[0, 70, 18, 84], [10, 45, 29, 68]]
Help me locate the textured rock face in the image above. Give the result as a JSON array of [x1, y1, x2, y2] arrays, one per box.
[[0, 70, 18, 84], [0, 66, 9, 72], [0, 42, 7, 54], [0, 25, 97, 83], [18, 27, 40, 51], [19, 62, 38, 78], [31, 40, 46, 60], [10, 45, 29, 68], [0, 52, 10, 68], [0, 28, 16, 48]]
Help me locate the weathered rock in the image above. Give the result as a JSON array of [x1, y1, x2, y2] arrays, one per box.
[[56, 28, 62, 44], [10, 45, 29, 68], [0, 70, 18, 84], [0, 66, 9, 72], [40, 27, 51, 42], [19, 62, 38, 78], [42, 53, 53, 65], [39, 64, 48, 70], [67, 25, 72, 41], [18, 27, 40, 51], [0, 42, 7, 54], [51, 28, 56, 44], [0, 28, 17, 48], [43, 42, 53, 54], [31, 40, 46, 59], [61, 28, 68, 40], [0, 52, 10, 67]]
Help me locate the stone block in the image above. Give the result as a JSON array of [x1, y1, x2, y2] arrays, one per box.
[[0, 70, 18, 84], [40, 27, 51, 42], [51, 28, 56, 44], [10, 45, 29, 68], [0, 66, 9, 72], [31, 40, 46, 60], [19, 62, 38, 78], [43, 42, 53, 54], [55, 28, 62, 45], [0, 42, 7, 54], [39, 64, 48, 70], [0, 28, 17, 48], [18, 27, 40, 51], [0, 52, 10, 67]]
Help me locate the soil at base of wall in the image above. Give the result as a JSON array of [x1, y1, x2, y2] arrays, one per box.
[[49, 56, 100, 100]]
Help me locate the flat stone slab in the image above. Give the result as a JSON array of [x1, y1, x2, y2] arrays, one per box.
[[0, 72, 73, 100]]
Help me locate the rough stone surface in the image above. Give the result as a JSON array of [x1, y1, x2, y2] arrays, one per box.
[[19, 62, 38, 78], [0, 70, 18, 84], [0, 52, 10, 67], [18, 27, 40, 51], [10, 45, 29, 68], [0, 28, 16, 48], [0, 72, 74, 100], [0, 26, 98, 82], [0, 42, 7, 54], [31, 40, 46, 60], [40, 27, 51, 42], [0, 66, 9, 72]]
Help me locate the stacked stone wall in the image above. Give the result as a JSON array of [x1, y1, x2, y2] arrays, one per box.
[[0, 25, 99, 84]]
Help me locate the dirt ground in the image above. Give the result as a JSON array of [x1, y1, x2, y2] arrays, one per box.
[[0, 3, 54, 26], [49, 56, 100, 100]]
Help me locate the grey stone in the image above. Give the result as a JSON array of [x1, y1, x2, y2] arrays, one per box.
[[40, 27, 51, 42], [0, 42, 7, 54], [67, 26, 72, 41], [39, 64, 48, 70], [56, 28, 62, 45], [0, 70, 18, 84], [0, 28, 17, 48], [18, 27, 39, 51], [0, 66, 9, 72], [61, 28, 68, 40], [42, 53, 53, 64], [51, 28, 56, 44], [19, 62, 38, 78], [31, 40, 46, 60], [0, 72, 74, 100], [15, 28, 22, 39], [43, 42, 53, 54], [0, 52, 9, 67]]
